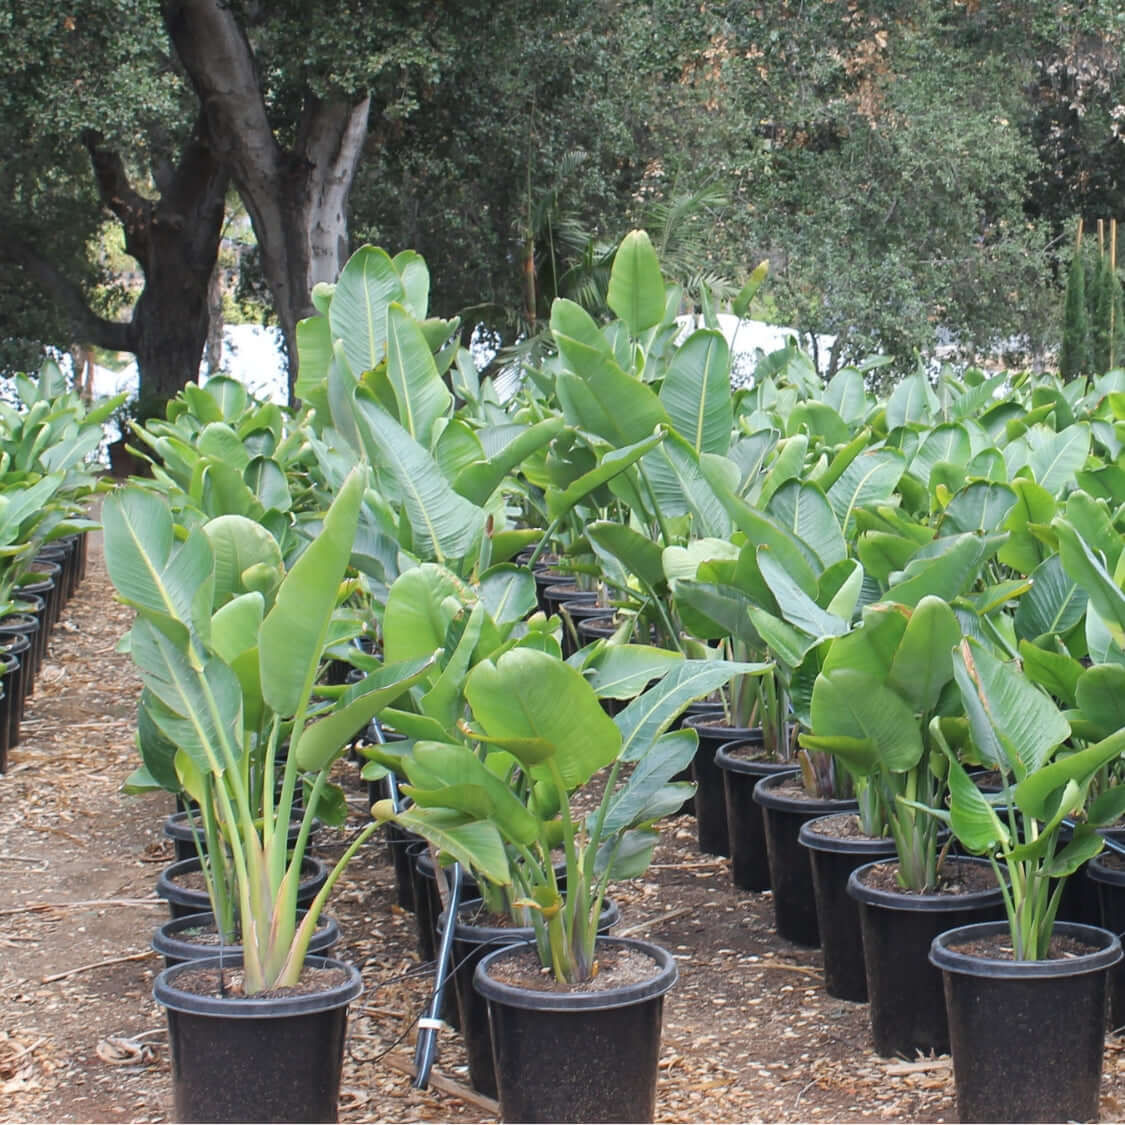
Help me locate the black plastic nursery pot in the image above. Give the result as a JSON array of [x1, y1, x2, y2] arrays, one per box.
[[930, 921, 1121, 1124], [848, 857, 1005, 1058], [716, 738, 795, 891], [681, 714, 757, 857], [0, 651, 18, 773], [752, 771, 858, 947], [157, 855, 328, 919], [798, 814, 897, 1001], [384, 824, 421, 912], [0, 614, 40, 696], [1, 634, 30, 747], [152, 910, 340, 968], [153, 953, 363, 1123], [474, 936, 677, 1124], [1084, 850, 1125, 1028], [440, 896, 621, 1099], [162, 811, 319, 863]]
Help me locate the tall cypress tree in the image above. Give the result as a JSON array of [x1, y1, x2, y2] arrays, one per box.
[[1061, 221, 1092, 381]]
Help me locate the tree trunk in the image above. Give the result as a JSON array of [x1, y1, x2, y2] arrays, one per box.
[[204, 261, 224, 377], [162, 0, 370, 403], [85, 125, 228, 407]]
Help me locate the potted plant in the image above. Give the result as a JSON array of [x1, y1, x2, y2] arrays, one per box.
[[375, 644, 765, 1122], [797, 596, 962, 1003], [919, 638, 1125, 1123], [103, 467, 434, 1122]]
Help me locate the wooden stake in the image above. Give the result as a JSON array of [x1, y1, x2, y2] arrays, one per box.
[[1077, 217, 1085, 251], [1099, 217, 1105, 255], [382, 1051, 501, 1114], [42, 949, 155, 984]]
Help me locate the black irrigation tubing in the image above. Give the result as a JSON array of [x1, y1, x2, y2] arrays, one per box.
[[413, 863, 462, 1089]]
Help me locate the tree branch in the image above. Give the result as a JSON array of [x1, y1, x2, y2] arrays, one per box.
[[0, 236, 133, 353], [83, 132, 154, 264]]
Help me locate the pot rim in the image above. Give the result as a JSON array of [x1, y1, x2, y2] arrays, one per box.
[[847, 856, 1005, 912], [929, 920, 1123, 980], [715, 740, 790, 776], [752, 770, 858, 814], [439, 895, 621, 944], [156, 854, 327, 905], [152, 909, 340, 961], [153, 953, 362, 1018], [798, 813, 899, 856], [473, 935, 677, 1013]]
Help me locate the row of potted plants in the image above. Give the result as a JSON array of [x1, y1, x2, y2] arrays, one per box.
[[100, 232, 1125, 1123]]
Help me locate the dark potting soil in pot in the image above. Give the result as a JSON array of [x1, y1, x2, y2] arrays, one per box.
[[483, 943, 660, 993], [946, 931, 1100, 960], [856, 859, 998, 896], [799, 811, 876, 840], [168, 964, 350, 999]]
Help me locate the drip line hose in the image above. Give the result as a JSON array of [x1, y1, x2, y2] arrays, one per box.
[[413, 862, 462, 1089]]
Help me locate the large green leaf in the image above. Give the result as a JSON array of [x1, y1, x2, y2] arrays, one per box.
[[660, 329, 732, 454], [640, 430, 731, 536], [375, 804, 511, 886], [465, 648, 622, 789], [588, 521, 666, 591], [1014, 730, 1125, 821], [998, 479, 1056, 574], [945, 754, 1011, 853], [953, 638, 1070, 777], [401, 741, 540, 846], [385, 303, 452, 446], [887, 595, 961, 714], [758, 548, 848, 638], [940, 482, 1017, 538], [353, 395, 485, 564], [132, 617, 242, 776], [767, 480, 846, 569], [823, 367, 869, 424], [806, 668, 923, 774], [546, 428, 666, 522], [607, 230, 666, 336], [552, 300, 668, 447], [1028, 423, 1090, 496], [1054, 516, 1125, 648], [910, 423, 971, 484], [259, 467, 364, 716], [614, 659, 770, 761], [584, 645, 685, 699], [1013, 555, 1086, 641], [886, 373, 938, 429], [885, 533, 991, 607], [383, 565, 466, 664], [295, 656, 437, 771], [1018, 640, 1083, 707], [600, 728, 697, 833], [1074, 664, 1125, 739], [103, 489, 212, 643], [826, 449, 905, 537], [452, 417, 565, 506], [295, 314, 334, 398], [478, 565, 537, 626], [204, 514, 283, 610], [329, 246, 405, 375]]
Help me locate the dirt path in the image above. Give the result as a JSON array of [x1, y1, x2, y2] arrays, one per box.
[[3, 526, 1125, 1123]]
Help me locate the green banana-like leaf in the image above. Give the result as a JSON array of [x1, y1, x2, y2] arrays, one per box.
[[1074, 664, 1125, 739], [383, 564, 467, 665], [595, 826, 661, 880], [767, 480, 846, 569], [402, 740, 541, 845], [295, 314, 334, 398], [1013, 555, 1086, 641], [826, 448, 905, 537], [1028, 423, 1090, 496], [244, 457, 291, 514], [757, 548, 848, 639], [132, 617, 242, 777], [353, 394, 485, 564], [944, 753, 1011, 854], [452, 417, 565, 506], [1014, 729, 1125, 821], [1054, 516, 1125, 649], [588, 521, 666, 591], [465, 648, 622, 788], [103, 487, 212, 642], [953, 637, 1070, 778], [329, 246, 405, 376], [1018, 640, 1083, 707], [259, 466, 364, 716], [372, 803, 512, 886], [607, 230, 666, 336], [294, 655, 437, 771], [887, 595, 961, 714], [886, 533, 991, 607], [479, 565, 537, 626], [601, 729, 697, 833], [940, 481, 1017, 538], [546, 428, 667, 521], [807, 669, 923, 774], [998, 479, 1056, 574], [641, 430, 731, 536], [614, 659, 771, 761], [660, 329, 732, 454], [204, 514, 283, 611], [385, 303, 452, 446], [584, 645, 685, 699]]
